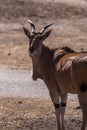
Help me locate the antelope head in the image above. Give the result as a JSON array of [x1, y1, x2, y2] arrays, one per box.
[[23, 19, 54, 57]]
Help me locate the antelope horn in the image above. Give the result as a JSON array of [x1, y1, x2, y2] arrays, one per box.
[[40, 23, 54, 33], [28, 19, 36, 33]]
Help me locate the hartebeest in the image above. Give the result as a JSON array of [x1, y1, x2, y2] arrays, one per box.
[[23, 19, 87, 130]]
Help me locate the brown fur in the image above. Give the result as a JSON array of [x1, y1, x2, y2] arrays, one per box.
[[23, 26, 87, 130], [31, 43, 87, 130]]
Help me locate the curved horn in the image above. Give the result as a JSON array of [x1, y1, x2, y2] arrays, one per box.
[[27, 19, 36, 34], [40, 23, 54, 33]]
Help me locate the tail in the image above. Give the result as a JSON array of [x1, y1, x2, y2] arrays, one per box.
[[80, 82, 87, 92]]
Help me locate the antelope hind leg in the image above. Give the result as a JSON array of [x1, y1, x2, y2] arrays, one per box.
[[78, 92, 87, 130]]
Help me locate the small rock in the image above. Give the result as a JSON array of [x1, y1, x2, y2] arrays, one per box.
[[75, 106, 81, 110], [8, 53, 11, 56], [18, 101, 22, 104]]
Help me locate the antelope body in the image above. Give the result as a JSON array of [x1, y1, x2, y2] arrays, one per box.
[[23, 20, 87, 130]]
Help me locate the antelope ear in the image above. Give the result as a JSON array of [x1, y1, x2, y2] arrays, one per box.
[[23, 27, 30, 38], [42, 30, 52, 41]]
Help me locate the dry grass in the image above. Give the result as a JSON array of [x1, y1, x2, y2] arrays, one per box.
[[0, 0, 87, 69]]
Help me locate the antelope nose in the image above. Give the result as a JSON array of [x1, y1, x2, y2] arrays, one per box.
[[29, 47, 34, 53]]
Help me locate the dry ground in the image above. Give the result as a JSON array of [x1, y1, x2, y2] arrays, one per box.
[[0, 0, 87, 69], [0, 97, 81, 130], [0, 0, 87, 129]]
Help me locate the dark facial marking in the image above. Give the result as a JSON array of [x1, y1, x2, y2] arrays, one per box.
[[29, 35, 35, 45]]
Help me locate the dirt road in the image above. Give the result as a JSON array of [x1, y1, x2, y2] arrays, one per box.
[[0, 70, 77, 100], [0, 70, 81, 130]]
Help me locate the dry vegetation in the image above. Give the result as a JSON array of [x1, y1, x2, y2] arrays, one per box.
[[0, 0, 87, 69]]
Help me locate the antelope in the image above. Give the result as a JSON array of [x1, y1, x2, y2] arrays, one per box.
[[23, 19, 87, 130]]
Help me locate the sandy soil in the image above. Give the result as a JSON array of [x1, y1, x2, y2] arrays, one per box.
[[0, 97, 81, 130], [0, 0, 87, 129]]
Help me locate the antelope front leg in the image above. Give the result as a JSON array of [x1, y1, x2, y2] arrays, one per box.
[[60, 93, 67, 130], [55, 104, 61, 130], [49, 92, 61, 130]]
